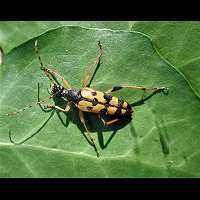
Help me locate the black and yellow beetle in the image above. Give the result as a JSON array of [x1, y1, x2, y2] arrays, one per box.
[[8, 40, 167, 157]]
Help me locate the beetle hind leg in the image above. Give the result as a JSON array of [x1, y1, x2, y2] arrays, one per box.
[[98, 114, 121, 126], [106, 85, 167, 94], [105, 84, 168, 100]]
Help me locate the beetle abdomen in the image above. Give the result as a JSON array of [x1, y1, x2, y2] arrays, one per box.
[[77, 87, 133, 115]]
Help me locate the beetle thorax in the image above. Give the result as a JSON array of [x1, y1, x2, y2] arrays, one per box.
[[67, 89, 80, 102]]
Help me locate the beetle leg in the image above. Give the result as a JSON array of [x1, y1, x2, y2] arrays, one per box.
[[104, 118, 121, 125], [105, 85, 168, 100], [97, 114, 122, 126], [41, 67, 72, 89], [35, 40, 72, 89], [45, 103, 71, 112], [79, 110, 100, 157], [106, 85, 167, 93], [82, 41, 103, 88]]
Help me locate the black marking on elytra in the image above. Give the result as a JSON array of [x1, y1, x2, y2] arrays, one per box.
[[91, 91, 97, 96], [100, 108, 108, 115], [118, 98, 124, 108], [127, 104, 132, 110], [125, 109, 132, 115], [104, 103, 109, 108], [111, 86, 123, 92], [86, 106, 93, 111], [104, 93, 112, 103], [92, 98, 99, 106], [115, 108, 121, 115]]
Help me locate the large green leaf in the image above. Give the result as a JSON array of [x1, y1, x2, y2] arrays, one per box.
[[0, 26, 200, 177], [131, 21, 200, 98]]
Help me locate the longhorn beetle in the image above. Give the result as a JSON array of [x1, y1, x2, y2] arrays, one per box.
[[7, 40, 168, 157]]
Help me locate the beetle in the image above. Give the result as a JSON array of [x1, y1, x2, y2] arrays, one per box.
[[7, 40, 167, 157]]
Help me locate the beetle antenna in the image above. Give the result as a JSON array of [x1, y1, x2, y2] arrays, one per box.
[[9, 109, 55, 145], [35, 39, 44, 69], [6, 95, 53, 116], [35, 40, 56, 85]]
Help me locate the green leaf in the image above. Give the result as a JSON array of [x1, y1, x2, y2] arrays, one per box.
[[1, 26, 200, 177], [0, 21, 130, 53], [131, 21, 200, 98]]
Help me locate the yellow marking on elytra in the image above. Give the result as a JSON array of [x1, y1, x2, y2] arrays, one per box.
[[81, 88, 95, 100], [96, 91, 107, 104], [81, 88, 107, 104], [92, 104, 105, 113], [122, 102, 128, 108], [109, 96, 119, 107], [121, 109, 126, 115], [107, 106, 117, 115], [77, 100, 93, 112]]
